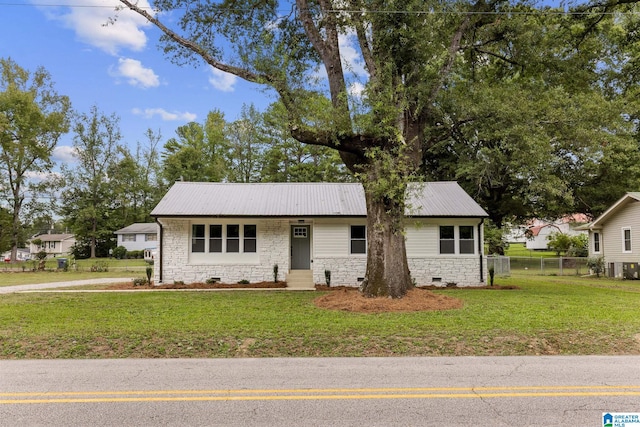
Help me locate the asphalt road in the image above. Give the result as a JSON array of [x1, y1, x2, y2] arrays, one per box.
[[1, 356, 639, 426]]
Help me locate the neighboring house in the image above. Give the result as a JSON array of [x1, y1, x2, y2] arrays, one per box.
[[581, 192, 640, 279], [29, 233, 76, 257], [2, 248, 31, 262], [114, 223, 158, 253], [150, 181, 489, 288], [524, 214, 589, 250]]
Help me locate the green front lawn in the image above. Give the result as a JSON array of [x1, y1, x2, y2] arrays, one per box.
[[1, 275, 639, 358]]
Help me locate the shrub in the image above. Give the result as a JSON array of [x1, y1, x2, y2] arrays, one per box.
[[324, 270, 331, 287], [133, 278, 147, 287], [112, 246, 127, 259], [206, 278, 218, 284], [273, 264, 279, 283], [90, 261, 109, 272], [238, 279, 250, 285], [146, 266, 153, 284], [586, 256, 605, 278]]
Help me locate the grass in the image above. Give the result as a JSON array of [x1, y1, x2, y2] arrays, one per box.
[[504, 242, 558, 258], [0, 258, 147, 287], [1, 275, 639, 359]]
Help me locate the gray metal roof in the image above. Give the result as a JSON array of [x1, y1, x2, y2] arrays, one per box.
[[114, 223, 158, 234], [151, 181, 488, 218]]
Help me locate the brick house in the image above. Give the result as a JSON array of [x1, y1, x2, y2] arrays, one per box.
[[150, 181, 489, 288]]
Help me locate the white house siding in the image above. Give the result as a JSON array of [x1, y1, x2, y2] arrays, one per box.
[[156, 218, 289, 284], [313, 218, 486, 287], [596, 200, 640, 277], [117, 233, 157, 252], [157, 217, 486, 287]]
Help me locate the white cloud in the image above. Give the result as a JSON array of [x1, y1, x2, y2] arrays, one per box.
[[110, 58, 160, 88], [52, 146, 78, 163], [348, 82, 365, 98], [208, 67, 237, 92], [25, 170, 63, 182], [45, 0, 153, 55], [338, 32, 368, 78], [132, 108, 197, 122]]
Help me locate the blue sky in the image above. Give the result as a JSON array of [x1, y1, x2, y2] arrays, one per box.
[[1, 1, 569, 167], [0, 1, 276, 165]]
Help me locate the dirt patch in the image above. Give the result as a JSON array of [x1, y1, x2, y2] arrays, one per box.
[[106, 281, 287, 290], [313, 287, 464, 313]]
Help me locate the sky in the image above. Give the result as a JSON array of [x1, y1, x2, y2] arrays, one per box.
[[0, 1, 569, 167], [0, 0, 277, 165]]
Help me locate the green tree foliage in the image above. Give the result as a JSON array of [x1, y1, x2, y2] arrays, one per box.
[[118, 0, 640, 297], [60, 106, 122, 258], [162, 110, 229, 183], [225, 104, 266, 183], [110, 129, 166, 226], [547, 232, 588, 257], [0, 58, 70, 261], [423, 7, 640, 225], [260, 100, 352, 182]]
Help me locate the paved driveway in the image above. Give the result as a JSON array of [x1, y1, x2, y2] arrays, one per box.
[[0, 278, 132, 294]]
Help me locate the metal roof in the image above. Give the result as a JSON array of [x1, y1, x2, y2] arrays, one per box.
[[31, 233, 75, 242], [114, 223, 158, 234], [151, 181, 488, 218]]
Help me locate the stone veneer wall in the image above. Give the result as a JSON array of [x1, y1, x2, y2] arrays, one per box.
[[313, 256, 486, 287], [156, 218, 486, 287], [155, 218, 289, 284]]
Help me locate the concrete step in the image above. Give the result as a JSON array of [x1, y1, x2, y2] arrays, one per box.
[[286, 270, 314, 289]]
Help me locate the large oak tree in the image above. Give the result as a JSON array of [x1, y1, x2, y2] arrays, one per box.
[[118, 0, 639, 297]]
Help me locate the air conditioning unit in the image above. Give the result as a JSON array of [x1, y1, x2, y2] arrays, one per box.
[[622, 263, 639, 280]]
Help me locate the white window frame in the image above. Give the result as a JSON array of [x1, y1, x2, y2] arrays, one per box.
[[190, 222, 257, 254], [350, 225, 367, 254], [122, 234, 136, 242], [593, 232, 601, 254], [439, 225, 476, 255], [145, 233, 157, 242], [622, 227, 632, 253]]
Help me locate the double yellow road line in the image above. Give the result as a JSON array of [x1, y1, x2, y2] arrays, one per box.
[[2, 385, 640, 404]]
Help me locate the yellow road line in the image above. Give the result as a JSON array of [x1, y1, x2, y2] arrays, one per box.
[[1, 386, 640, 404]]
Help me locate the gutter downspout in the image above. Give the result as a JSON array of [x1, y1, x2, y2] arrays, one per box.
[[478, 218, 484, 283], [155, 217, 163, 284]]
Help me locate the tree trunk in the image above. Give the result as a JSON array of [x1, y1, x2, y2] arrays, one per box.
[[359, 187, 412, 299]]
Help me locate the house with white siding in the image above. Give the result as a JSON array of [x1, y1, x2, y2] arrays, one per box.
[[581, 192, 640, 279], [150, 181, 489, 288], [114, 223, 158, 253], [28, 233, 76, 257]]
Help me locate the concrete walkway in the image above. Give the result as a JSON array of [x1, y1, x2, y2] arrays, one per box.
[[0, 278, 133, 294], [0, 278, 316, 293]]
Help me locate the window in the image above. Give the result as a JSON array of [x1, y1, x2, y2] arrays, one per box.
[[623, 228, 632, 253], [593, 232, 601, 253], [209, 225, 222, 253], [244, 225, 257, 253], [191, 223, 257, 254], [192, 224, 205, 252], [459, 226, 475, 254], [122, 234, 136, 242], [145, 233, 157, 242], [293, 227, 308, 238], [226, 224, 240, 253], [439, 226, 455, 254], [350, 225, 366, 254]]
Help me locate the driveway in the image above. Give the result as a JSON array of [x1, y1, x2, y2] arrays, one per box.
[[0, 278, 133, 294]]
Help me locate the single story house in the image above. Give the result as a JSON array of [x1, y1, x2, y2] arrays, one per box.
[[28, 233, 76, 257], [150, 181, 489, 287], [581, 192, 640, 279], [114, 223, 158, 255], [524, 214, 588, 250]]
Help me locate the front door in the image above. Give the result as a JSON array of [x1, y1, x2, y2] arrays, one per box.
[[291, 225, 310, 270]]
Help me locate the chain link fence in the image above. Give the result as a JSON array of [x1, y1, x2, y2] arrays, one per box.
[[487, 256, 590, 276]]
